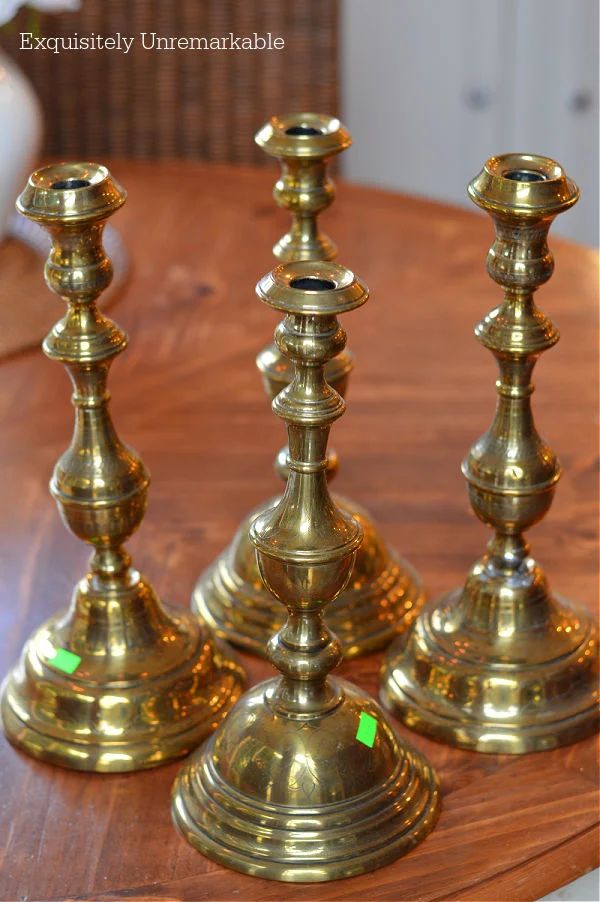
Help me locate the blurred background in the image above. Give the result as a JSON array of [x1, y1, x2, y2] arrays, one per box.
[[342, 0, 599, 246], [0, 0, 598, 246]]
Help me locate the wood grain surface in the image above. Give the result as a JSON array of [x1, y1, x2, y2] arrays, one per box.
[[0, 161, 597, 902]]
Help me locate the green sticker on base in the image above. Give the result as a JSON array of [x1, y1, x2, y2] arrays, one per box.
[[356, 711, 377, 748], [48, 648, 81, 674]]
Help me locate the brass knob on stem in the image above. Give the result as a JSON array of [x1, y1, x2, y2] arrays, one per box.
[[193, 114, 425, 659], [381, 153, 599, 753], [0, 163, 245, 772], [172, 263, 440, 882]]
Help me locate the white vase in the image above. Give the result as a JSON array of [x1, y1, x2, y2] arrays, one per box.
[[0, 48, 42, 241]]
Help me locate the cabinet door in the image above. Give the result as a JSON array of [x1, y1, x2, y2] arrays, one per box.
[[509, 0, 598, 245], [341, 0, 598, 245]]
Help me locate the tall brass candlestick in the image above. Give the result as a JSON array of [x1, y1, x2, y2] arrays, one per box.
[[193, 113, 424, 658], [0, 163, 244, 772], [173, 262, 440, 882], [381, 153, 599, 753]]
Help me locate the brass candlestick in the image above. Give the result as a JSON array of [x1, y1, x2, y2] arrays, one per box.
[[193, 112, 424, 658], [0, 163, 245, 772], [381, 153, 599, 754], [256, 111, 350, 262], [173, 262, 440, 882]]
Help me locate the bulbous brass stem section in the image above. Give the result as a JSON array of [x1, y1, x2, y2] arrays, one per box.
[[0, 163, 245, 772], [381, 153, 599, 753], [172, 262, 440, 882], [193, 113, 424, 657]]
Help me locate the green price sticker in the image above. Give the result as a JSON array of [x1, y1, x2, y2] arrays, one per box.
[[48, 648, 81, 675], [356, 711, 378, 748]]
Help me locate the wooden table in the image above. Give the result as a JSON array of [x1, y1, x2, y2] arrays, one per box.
[[0, 162, 597, 902]]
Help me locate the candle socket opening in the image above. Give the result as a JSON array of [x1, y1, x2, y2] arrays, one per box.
[[504, 169, 547, 183], [285, 126, 323, 136], [290, 277, 336, 291], [51, 178, 92, 190]]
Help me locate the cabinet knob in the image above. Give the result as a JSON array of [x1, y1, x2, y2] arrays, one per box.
[[567, 90, 593, 113], [464, 87, 492, 111]]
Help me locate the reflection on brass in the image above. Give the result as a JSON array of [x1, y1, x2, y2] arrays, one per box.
[[381, 154, 599, 754], [255, 111, 351, 262], [173, 262, 440, 881], [193, 113, 424, 658], [0, 163, 245, 772]]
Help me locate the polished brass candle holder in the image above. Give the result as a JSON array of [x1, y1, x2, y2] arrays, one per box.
[[0, 163, 245, 772], [173, 262, 440, 882], [381, 153, 599, 754], [193, 113, 424, 658], [255, 111, 351, 262]]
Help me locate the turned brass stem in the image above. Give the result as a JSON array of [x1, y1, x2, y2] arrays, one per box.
[[252, 299, 358, 716], [23, 166, 156, 655], [255, 112, 351, 262], [255, 113, 353, 481], [251, 269, 364, 705]]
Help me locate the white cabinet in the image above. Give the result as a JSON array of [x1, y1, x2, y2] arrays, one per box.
[[341, 0, 598, 245]]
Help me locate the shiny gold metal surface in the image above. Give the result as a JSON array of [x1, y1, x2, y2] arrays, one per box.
[[255, 111, 354, 484], [193, 113, 424, 658], [381, 154, 599, 754], [254, 111, 351, 262], [173, 262, 440, 882], [0, 163, 245, 772]]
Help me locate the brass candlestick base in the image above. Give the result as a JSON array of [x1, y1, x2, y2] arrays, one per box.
[[1, 582, 244, 772], [381, 154, 599, 754], [192, 113, 424, 658], [1, 164, 245, 772], [173, 678, 439, 882], [380, 587, 598, 755], [174, 263, 440, 881]]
